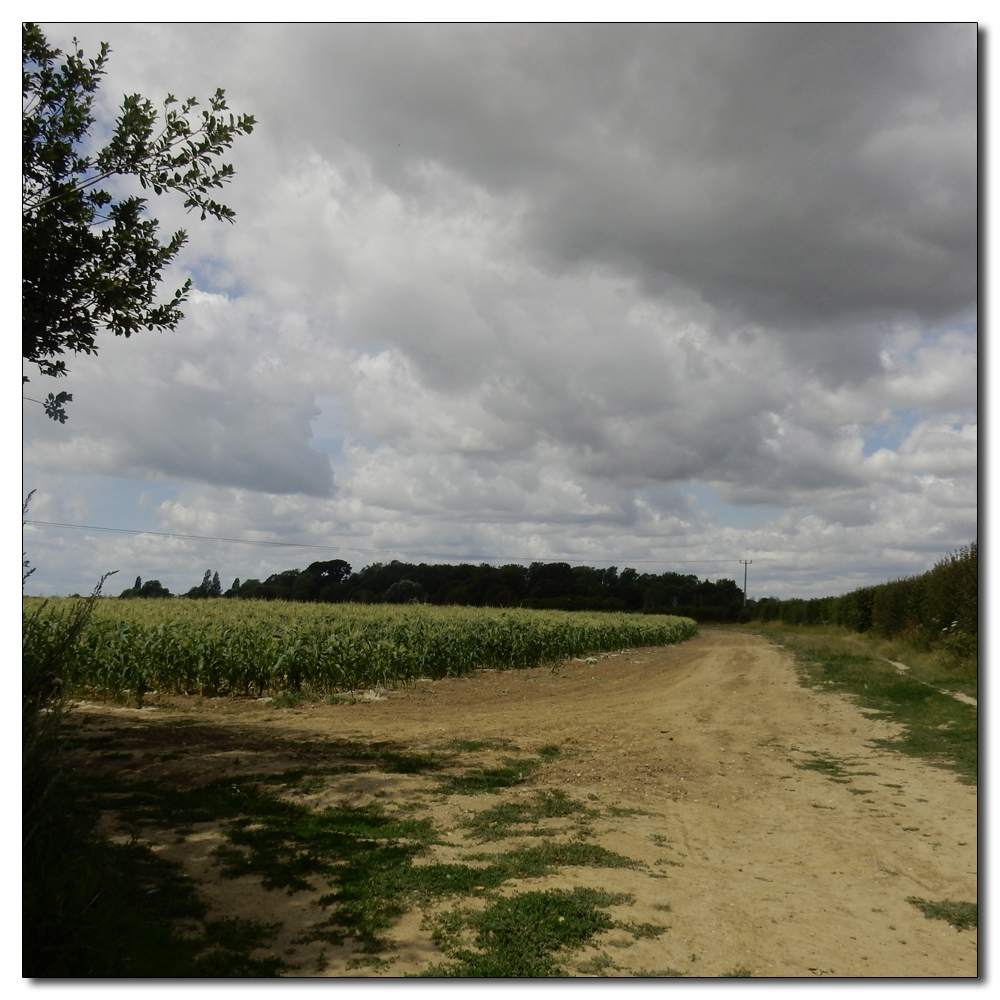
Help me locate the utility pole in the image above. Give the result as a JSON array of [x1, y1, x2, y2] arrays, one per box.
[[739, 559, 752, 605]]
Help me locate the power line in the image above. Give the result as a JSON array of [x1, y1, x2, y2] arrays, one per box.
[[24, 519, 746, 566]]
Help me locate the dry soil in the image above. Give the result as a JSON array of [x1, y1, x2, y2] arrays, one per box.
[[70, 628, 978, 978]]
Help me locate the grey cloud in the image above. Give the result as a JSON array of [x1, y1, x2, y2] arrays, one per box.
[[24, 292, 336, 497], [269, 24, 975, 339], [48, 22, 977, 343], [26, 386, 334, 497], [115, 387, 333, 497]]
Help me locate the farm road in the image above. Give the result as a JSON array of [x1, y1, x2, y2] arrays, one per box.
[[77, 628, 978, 977]]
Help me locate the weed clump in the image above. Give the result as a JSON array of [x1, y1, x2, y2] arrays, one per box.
[[906, 898, 977, 931]]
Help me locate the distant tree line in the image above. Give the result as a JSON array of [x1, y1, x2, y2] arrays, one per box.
[[746, 542, 978, 659], [120, 559, 747, 620]]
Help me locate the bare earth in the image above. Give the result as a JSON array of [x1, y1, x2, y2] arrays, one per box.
[[74, 628, 978, 978]]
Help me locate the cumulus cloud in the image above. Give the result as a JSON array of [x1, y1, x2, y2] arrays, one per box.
[[24, 22, 977, 598]]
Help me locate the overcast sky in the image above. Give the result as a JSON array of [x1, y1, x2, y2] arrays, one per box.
[[22, 22, 978, 600]]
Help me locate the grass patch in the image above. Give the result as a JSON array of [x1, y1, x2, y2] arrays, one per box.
[[216, 799, 440, 896], [346, 955, 396, 971], [764, 631, 977, 783], [577, 951, 622, 976], [722, 966, 752, 977], [436, 756, 542, 795], [443, 738, 517, 753], [467, 842, 642, 877], [69, 768, 472, 955], [422, 887, 632, 977], [295, 775, 327, 795], [63, 744, 645, 966], [85, 770, 528, 957], [460, 789, 599, 841], [618, 920, 668, 939], [906, 898, 977, 931]]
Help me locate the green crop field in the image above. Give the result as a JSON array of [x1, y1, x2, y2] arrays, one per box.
[[23, 598, 697, 704]]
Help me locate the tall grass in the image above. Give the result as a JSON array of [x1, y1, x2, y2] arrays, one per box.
[[21, 599, 697, 704]]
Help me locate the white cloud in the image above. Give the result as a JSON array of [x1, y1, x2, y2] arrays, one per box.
[[24, 23, 977, 599]]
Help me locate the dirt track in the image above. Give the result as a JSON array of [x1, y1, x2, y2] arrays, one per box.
[[77, 628, 978, 977]]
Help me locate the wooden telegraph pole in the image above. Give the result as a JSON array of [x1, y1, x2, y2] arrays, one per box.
[[739, 559, 752, 605]]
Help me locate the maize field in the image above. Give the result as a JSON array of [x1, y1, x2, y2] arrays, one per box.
[[23, 598, 698, 704]]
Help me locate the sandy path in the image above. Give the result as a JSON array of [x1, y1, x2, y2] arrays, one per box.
[[78, 628, 978, 977]]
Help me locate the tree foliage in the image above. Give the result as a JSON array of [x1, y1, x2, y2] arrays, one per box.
[[119, 579, 173, 599], [223, 558, 745, 618], [22, 23, 255, 421], [183, 569, 222, 599]]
